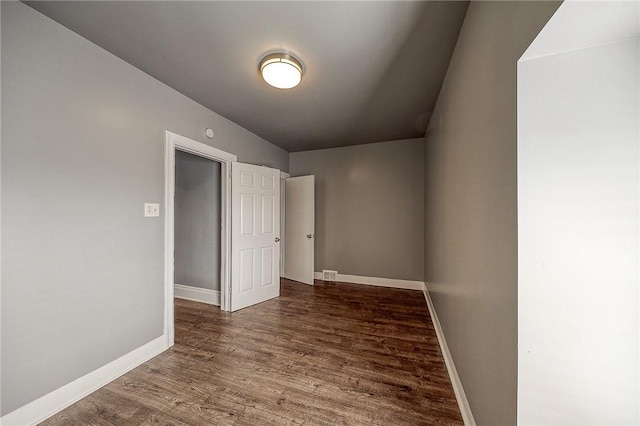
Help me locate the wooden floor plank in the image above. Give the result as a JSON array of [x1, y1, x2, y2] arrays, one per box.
[[40, 279, 463, 425]]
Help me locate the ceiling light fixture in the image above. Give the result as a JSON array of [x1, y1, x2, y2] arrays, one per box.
[[259, 52, 303, 89]]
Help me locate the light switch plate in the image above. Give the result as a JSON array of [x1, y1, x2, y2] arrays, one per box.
[[144, 203, 160, 217]]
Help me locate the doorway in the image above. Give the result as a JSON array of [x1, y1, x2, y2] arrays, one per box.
[[283, 175, 315, 285], [164, 131, 236, 346], [173, 151, 222, 305]]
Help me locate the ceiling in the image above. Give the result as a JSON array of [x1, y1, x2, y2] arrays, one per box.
[[26, 1, 469, 152]]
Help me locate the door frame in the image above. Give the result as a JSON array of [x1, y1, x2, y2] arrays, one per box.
[[279, 171, 290, 276], [164, 131, 237, 347]]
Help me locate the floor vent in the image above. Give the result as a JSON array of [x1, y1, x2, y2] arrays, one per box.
[[323, 270, 338, 281]]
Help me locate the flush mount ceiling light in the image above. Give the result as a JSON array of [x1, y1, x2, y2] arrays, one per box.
[[259, 52, 303, 89]]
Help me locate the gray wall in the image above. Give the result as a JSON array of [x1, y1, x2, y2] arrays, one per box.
[[175, 151, 221, 291], [1, 2, 287, 415], [290, 139, 424, 282], [423, 2, 560, 425]]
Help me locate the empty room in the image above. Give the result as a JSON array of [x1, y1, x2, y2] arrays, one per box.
[[1, 1, 638, 425]]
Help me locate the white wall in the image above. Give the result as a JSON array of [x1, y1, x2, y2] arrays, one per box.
[[518, 2, 639, 424]]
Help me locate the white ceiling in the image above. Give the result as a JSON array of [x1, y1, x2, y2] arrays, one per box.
[[26, 1, 469, 152]]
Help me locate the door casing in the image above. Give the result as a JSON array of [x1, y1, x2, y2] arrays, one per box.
[[280, 171, 290, 276], [164, 131, 236, 347]]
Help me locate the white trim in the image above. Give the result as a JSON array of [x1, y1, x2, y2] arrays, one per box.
[[0, 336, 167, 426], [422, 284, 476, 426], [279, 172, 289, 277], [313, 272, 424, 290], [167, 131, 236, 163], [174, 284, 221, 306], [164, 136, 175, 348], [165, 131, 237, 343]]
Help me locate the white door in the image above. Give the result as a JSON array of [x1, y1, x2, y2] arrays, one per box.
[[284, 175, 315, 285], [231, 162, 280, 311]]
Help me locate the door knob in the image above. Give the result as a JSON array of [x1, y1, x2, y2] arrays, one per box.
[[275, 237, 280, 242], [306, 234, 313, 239]]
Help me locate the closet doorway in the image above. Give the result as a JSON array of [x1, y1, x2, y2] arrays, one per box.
[[164, 131, 236, 346], [173, 150, 222, 306]]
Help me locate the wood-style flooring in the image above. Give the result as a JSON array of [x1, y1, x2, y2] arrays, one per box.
[[42, 279, 463, 425]]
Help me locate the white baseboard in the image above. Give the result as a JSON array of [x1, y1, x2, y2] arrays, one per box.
[[0, 336, 167, 426], [313, 272, 424, 290], [174, 284, 220, 306], [422, 284, 476, 426]]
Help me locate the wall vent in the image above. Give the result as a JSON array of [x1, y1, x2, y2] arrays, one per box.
[[323, 270, 338, 281]]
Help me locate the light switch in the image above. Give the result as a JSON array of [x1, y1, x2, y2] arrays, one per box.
[[144, 203, 160, 217]]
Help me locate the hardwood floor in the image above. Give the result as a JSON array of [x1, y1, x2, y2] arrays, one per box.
[[42, 279, 463, 425]]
